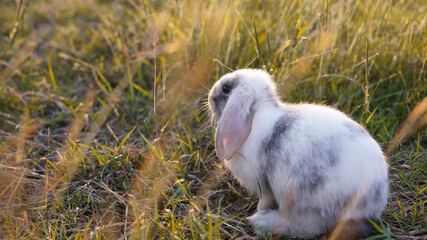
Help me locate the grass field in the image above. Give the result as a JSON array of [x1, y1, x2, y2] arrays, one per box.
[[0, 0, 426, 239]]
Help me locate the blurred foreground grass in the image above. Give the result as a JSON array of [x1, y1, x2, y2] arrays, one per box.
[[0, 0, 426, 239]]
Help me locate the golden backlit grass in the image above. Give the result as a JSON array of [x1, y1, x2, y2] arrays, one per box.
[[0, 0, 426, 239]]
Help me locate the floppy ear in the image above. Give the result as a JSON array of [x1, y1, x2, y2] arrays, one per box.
[[215, 91, 254, 160]]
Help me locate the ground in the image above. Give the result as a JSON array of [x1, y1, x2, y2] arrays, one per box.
[[0, 0, 426, 239]]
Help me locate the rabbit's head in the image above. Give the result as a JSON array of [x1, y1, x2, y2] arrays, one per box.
[[208, 69, 278, 161]]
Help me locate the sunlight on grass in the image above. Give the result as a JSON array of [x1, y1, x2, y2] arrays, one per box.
[[0, 0, 426, 239]]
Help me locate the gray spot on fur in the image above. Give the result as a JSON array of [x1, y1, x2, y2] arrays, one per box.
[[263, 86, 269, 92], [297, 136, 340, 194], [359, 179, 387, 218], [259, 174, 279, 210], [322, 180, 386, 237], [261, 173, 272, 192], [355, 219, 372, 238], [212, 95, 228, 117], [289, 193, 374, 237], [289, 196, 350, 235], [298, 168, 324, 193], [313, 136, 340, 166], [257, 113, 296, 203], [372, 182, 384, 204], [269, 199, 279, 209], [210, 78, 240, 118], [262, 114, 295, 169], [344, 121, 367, 135], [256, 168, 278, 210], [259, 112, 340, 196]]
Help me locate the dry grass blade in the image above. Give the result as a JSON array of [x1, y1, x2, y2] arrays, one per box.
[[192, 164, 222, 210], [388, 97, 427, 155], [127, 138, 177, 238], [0, 38, 37, 87]]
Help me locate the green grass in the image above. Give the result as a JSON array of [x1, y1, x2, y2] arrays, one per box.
[[0, 0, 426, 239]]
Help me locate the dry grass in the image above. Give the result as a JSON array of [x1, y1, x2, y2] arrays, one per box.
[[0, 0, 426, 239]]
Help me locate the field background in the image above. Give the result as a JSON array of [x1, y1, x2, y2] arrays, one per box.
[[0, 0, 426, 239]]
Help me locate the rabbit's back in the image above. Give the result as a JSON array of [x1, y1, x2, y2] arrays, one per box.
[[262, 103, 388, 231]]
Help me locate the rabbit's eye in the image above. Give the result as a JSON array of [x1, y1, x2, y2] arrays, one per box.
[[222, 84, 231, 94]]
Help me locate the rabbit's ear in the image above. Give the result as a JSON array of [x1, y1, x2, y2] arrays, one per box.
[[215, 92, 254, 160]]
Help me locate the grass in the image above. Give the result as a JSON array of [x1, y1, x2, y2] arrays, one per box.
[[0, 0, 426, 239]]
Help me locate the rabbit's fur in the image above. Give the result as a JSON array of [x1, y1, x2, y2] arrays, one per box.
[[208, 69, 388, 239]]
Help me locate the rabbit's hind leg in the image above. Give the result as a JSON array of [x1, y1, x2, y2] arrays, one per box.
[[248, 209, 325, 238], [257, 190, 279, 212]]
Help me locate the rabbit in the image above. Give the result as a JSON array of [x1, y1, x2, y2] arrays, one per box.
[[208, 69, 388, 239]]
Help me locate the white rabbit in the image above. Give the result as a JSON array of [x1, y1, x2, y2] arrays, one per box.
[[208, 69, 388, 239]]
